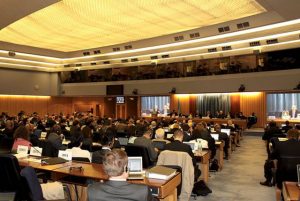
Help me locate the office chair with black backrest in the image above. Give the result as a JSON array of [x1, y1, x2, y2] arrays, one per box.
[[0, 154, 29, 200], [0, 135, 13, 154], [125, 144, 153, 168], [276, 156, 300, 189], [42, 140, 59, 157]]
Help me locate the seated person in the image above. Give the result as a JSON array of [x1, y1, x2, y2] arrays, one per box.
[[152, 128, 170, 143], [11, 125, 32, 153], [81, 126, 93, 151], [92, 134, 114, 163], [260, 129, 300, 188], [281, 121, 292, 133], [214, 124, 230, 160], [134, 130, 158, 162], [47, 125, 67, 151], [88, 149, 155, 201], [164, 130, 201, 180], [262, 121, 285, 157], [247, 112, 257, 129]]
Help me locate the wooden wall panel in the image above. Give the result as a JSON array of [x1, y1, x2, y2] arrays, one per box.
[[104, 97, 116, 118], [171, 95, 190, 115], [230, 94, 240, 115], [126, 97, 138, 119], [240, 92, 266, 127], [72, 97, 104, 116]]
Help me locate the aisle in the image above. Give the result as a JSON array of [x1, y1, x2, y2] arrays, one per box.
[[191, 136, 276, 201]]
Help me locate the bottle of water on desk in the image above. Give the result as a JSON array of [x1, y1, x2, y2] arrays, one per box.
[[197, 139, 202, 153]]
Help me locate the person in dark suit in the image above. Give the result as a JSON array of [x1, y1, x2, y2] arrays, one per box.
[[262, 121, 285, 157], [260, 129, 300, 188], [164, 130, 201, 180], [133, 130, 158, 162], [88, 149, 155, 201], [214, 124, 230, 160], [92, 133, 114, 164], [281, 121, 293, 133]]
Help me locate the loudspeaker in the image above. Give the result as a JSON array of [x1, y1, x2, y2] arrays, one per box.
[[132, 89, 138, 95], [238, 84, 245, 92], [169, 87, 176, 94]]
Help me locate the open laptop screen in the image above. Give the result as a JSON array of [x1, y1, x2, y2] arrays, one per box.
[[211, 134, 219, 141], [128, 157, 143, 173], [183, 142, 195, 151], [118, 137, 129, 146], [221, 129, 231, 136]]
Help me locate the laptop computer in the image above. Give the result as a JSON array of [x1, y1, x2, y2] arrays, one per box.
[[166, 134, 173, 139], [183, 142, 196, 152], [221, 129, 231, 136], [118, 137, 129, 146], [297, 164, 300, 187], [127, 157, 144, 180], [211, 134, 219, 141]]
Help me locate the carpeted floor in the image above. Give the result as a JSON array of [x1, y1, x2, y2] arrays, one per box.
[[190, 135, 276, 201]]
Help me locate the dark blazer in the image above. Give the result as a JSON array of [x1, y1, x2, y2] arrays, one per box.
[[88, 180, 155, 201], [92, 148, 110, 164], [270, 139, 300, 188], [134, 136, 158, 162], [164, 140, 196, 166]]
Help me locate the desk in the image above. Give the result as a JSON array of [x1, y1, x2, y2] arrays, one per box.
[[282, 182, 300, 201], [215, 141, 224, 170], [19, 158, 180, 201], [194, 150, 210, 183], [143, 117, 247, 129]]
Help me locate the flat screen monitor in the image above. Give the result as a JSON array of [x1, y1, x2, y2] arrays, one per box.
[[183, 142, 196, 151], [116, 96, 125, 104], [106, 85, 124, 95], [211, 133, 219, 141]]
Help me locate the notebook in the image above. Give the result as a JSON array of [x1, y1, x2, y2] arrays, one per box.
[[118, 137, 129, 146], [41, 157, 68, 165], [211, 134, 219, 141], [297, 164, 300, 187], [127, 157, 144, 180], [221, 129, 231, 136]]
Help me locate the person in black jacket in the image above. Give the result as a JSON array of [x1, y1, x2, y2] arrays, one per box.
[[164, 129, 200, 180], [260, 129, 300, 188], [262, 121, 285, 157]]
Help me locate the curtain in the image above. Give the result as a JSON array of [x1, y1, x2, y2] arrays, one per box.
[[195, 94, 231, 116], [141, 96, 170, 114], [267, 93, 300, 117]]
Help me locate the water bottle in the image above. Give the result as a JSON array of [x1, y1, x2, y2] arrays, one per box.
[[197, 139, 202, 152]]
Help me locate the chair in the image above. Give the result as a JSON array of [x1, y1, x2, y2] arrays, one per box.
[[0, 154, 29, 200], [0, 135, 13, 154], [157, 150, 195, 201], [276, 156, 300, 189], [21, 166, 72, 201], [42, 140, 59, 157], [125, 145, 153, 168]]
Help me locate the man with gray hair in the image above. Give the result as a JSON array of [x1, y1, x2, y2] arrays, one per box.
[[88, 149, 155, 201]]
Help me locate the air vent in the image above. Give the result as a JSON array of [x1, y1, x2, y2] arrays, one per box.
[[208, 48, 217, 53], [150, 56, 158, 60], [64, 64, 71, 67], [190, 32, 200, 38], [237, 22, 250, 29], [103, 61, 110, 64], [218, 26, 230, 33], [124, 45, 132, 50], [91, 62, 97, 65], [174, 35, 184, 41], [222, 46, 232, 51], [75, 64, 82, 67], [249, 41, 261, 47], [8, 51, 16, 57], [162, 55, 170, 58], [83, 52, 90, 56], [131, 58, 138, 62], [121, 59, 128, 63], [266, 39, 278, 44], [113, 47, 120, 52], [93, 50, 101, 54]]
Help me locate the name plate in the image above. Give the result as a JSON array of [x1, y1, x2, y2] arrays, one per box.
[[17, 145, 29, 155], [58, 150, 72, 161], [29, 147, 42, 157]]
